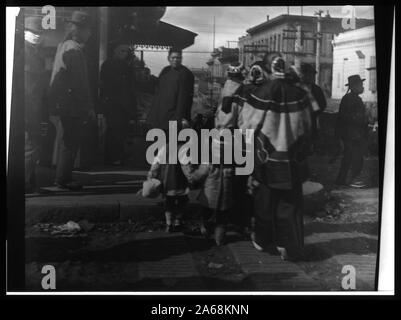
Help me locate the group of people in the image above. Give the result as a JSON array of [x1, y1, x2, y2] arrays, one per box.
[[144, 47, 370, 261], [20, 11, 370, 260], [21, 11, 157, 193]]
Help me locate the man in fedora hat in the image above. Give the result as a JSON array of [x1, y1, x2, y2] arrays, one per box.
[[48, 10, 95, 191], [335, 74, 369, 188], [17, 16, 49, 194]]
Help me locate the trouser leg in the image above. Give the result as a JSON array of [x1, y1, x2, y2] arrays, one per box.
[[25, 131, 39, 190], [253, 184, 275, 248], [55, 117, 82, 184], [336, 140, 353, 184], [350, 141, 365, 181], [274, 184, 304, 250]]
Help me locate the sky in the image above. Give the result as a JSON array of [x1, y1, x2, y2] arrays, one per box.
[[142, 6, 375, 75]]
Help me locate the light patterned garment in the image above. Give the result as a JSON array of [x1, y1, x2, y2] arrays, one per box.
[[236, 77, 313, 189]]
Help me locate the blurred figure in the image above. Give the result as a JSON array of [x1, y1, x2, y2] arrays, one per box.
[[100, 42, 136, 165], [335, 75, 369, 188], [19, 17, 48, 194], [48, 11, 95, 190], [135, 67, 158, 120]]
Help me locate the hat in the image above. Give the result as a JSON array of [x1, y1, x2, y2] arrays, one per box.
[[300, 63, 317, 75], [345, 74, 366, 87], [227, 62, 244, 75], [271, 56, 286, 78], [142, 178, 162, 198], [25, 16, 43, 34], [66, 11, 92, 28]]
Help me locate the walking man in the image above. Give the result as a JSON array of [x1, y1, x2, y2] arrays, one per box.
[[335, 75, 369, 188], [49, 11, 95, 190]]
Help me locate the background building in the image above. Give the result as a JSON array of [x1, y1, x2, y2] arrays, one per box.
[[238, 13, 374, 96], [331, 24, 376, 103]]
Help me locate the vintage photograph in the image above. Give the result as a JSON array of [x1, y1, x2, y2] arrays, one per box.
[[9, 5, 382, 292]]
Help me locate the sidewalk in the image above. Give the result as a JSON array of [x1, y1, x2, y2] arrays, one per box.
[[25, 179, 379, 291]]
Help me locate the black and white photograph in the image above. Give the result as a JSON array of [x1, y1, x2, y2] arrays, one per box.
[[5, 4, 395, 296]]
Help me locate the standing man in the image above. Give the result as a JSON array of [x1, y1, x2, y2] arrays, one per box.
[[335, 75, 369, 188], [100, 43, 135, 166], [299, 63, 327, 139], [49, 11, 95, 190], [148, 47, 194, 132], [19, 17, 47, 194]]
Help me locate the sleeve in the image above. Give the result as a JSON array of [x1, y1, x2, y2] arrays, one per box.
[[173, 70, 194, 124], [63, 48, 93, 112], [313, 85, 327, 113]]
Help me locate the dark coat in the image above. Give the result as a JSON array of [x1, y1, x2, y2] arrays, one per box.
[[148, 65, 194, 131], [48, 40, 93, 119], [99, 58, 136, 118], [335, 91, 368, 141], [18, 42, 46, 136]]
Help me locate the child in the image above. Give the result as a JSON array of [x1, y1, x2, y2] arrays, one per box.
[[147, 121, 193, 233]]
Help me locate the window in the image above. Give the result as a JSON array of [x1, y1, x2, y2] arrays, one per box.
[[356, 50, 366, 78], [368, 56, 377, 93]]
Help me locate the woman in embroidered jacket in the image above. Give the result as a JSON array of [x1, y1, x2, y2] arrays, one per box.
[[236, 55, 313, 260]]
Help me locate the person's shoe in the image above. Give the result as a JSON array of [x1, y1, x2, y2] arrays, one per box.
[[349, 181, 366, 188], [165, 224, 175, 233], [276, 246, 288, 261], [334, 180, 347, 187], [25, 185, 52, 195], [55, 181, 83, 191], [252, 240, 264, 252], [214, 226, 226, 246], [200, 224, 209, 237], [174, 218, 182, 227]]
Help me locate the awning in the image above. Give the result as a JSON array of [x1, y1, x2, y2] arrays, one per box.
[[118, 21, 197, 49]]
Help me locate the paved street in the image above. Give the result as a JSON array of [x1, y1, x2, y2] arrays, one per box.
[[25, 161, 379, 291]]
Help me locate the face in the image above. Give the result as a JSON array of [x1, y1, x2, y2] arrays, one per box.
[[351, 82, 364, 94], [168, 52, 182, 68], [114, 45, 130, 60], [76, 25, 92, 44]]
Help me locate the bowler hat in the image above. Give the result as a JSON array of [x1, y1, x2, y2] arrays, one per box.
[[66, 11, 92, 28], [345, 74, 365, 87], [25, 16, 43, 33]]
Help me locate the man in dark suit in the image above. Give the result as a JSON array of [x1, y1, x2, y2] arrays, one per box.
[[335, 75, 369, 188], [49, 11, 95, 190]]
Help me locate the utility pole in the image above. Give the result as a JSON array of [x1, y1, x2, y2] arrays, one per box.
[[314, 10, 323, 85], [294, 24, 302, 70], [210, 15, 215, 108]]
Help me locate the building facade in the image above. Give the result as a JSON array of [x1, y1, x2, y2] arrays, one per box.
[[331, 25, 376, 102], [238, 14, 374, 96]]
